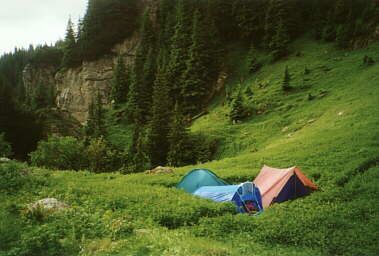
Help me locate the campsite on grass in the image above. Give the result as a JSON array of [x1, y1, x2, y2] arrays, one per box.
[[1, 0, 378, 255], [176, 166, 318, 214]]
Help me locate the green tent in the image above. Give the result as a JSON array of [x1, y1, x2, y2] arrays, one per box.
[[176, 169, 229, 193]]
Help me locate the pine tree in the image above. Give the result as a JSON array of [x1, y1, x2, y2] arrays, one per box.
[[133, 132, 150, 173], [181, 9, 210, 115], [31, 83, 50, 110], [139, 47, 156, 121], [86, 90, 106, 138], [166, 0, 193, 98], [282, 66, 291, 91], [264, 0, 278, 49], [246, 45, 260, 73], [233, 0, 266, 43], [322, 10, 336, 42], [167, 103, 191, 167], [264, 0, 292, 55], [230, 91, 245, 123], [126, 10, 156, 124], [111, 55, 129, 105], [334, 0, 353, 48], [146, 65, 172, 167], [61, 18, 77, 67], [270, 16, 290, 60]]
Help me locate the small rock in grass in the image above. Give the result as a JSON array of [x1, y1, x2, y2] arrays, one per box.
[[0, 157, 11, 163], [145, 166, 175, 174], [28, 198, 68, 212]]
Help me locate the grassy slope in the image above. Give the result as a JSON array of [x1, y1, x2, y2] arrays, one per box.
[[2, 39, 379, 256]]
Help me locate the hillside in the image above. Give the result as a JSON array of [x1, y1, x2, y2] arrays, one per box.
[[1, 38, 378, 256]]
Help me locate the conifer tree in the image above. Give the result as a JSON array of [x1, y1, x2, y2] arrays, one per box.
[[264, 0, 278, 49], [111, 55, 129, 105], [61, 18, 77, 67], [31, 83, 50, 110], [86, 90, 106, 138], [146, 65, 172, 167], [167, 0, 193, 97], [181, 9, 209, 115], [230, 91, 245, 123], [264, 0, 292, 55], [127, 10, 156, 124], [139, 47, 156, 121], [133, 132, 150, 172], [270, 16, 290, 60], [246, 45, 260, 74], [282, 66, 291, 91], [233, 0, 266, 43], [322, 10, 336, 42], [167, 103, 192, 167]]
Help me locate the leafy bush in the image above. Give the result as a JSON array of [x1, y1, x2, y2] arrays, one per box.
[[190, 133, 219, 164], [87, 136, 127, 173], [0, 209, 21, 252], [0, 161, 28, 192], [30, 136, 88, 170], [0, 132, 12, 157]]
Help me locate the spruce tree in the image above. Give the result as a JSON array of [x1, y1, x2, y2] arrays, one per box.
[[270, 16, 290, 60], [264, 0, 278, 49], [167, 103, 191, 167], [282, 66, 291, 91], [133, 132, 150, 173], [126, 10, 156, 124], [233, 0, 266, 43], [139, 47, 156, 121], [111, 55, 129, 105], [246, 45, 260, 73], [166, 0, 193, 98], [181, 9, 209, 115], [31, 83, 50, 110], [264, 0, 292, 55], [230, 91, 245, 123], [86, 90, 106, 138], [61, 18, 77, 68], [146, 65, 172, 167]]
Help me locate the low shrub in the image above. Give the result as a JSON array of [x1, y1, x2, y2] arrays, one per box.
[[87, 136, 127, 173], [0, 161, 28, 192], [190, 133, 219, 164], [0, 132, 12, 157], [30, 136, 88, 170]]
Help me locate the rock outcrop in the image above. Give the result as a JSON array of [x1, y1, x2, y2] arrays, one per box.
[[22, 0, 160, 125], [55, 32, 140, 124], [28, 198, 69, 212]]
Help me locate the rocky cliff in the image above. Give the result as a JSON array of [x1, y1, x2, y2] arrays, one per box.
[[23, 0, 159, 124], [54, 32, 140, 123]]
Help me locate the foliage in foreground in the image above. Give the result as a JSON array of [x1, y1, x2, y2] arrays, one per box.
[[2, 39, 379, 255]]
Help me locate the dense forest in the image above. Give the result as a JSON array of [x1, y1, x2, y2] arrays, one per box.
[[0, 0, 378, 166], [1, 1, 379, 256]]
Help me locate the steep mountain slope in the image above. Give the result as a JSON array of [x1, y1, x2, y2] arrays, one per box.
[[1, 38, 378, 256]]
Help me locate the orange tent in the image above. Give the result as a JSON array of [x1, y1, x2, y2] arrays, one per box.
[[253, 165, 318, 208]]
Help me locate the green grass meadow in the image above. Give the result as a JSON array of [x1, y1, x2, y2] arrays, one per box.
[[1, 39, 379, 256]]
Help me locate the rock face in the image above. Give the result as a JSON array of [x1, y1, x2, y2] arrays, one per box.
[[55, 32, 140, 123], [22, 63, 56, 98], [22, 0, 160, 124]]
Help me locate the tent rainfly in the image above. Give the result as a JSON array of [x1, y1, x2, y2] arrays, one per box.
[[176, 169, 229, 194], [193, 182, 263, 213], [253, 165, 319, 208]]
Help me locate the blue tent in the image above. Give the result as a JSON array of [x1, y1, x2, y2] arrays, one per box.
[[176, 169, 229, 194], [193, 182, 263, 213]]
